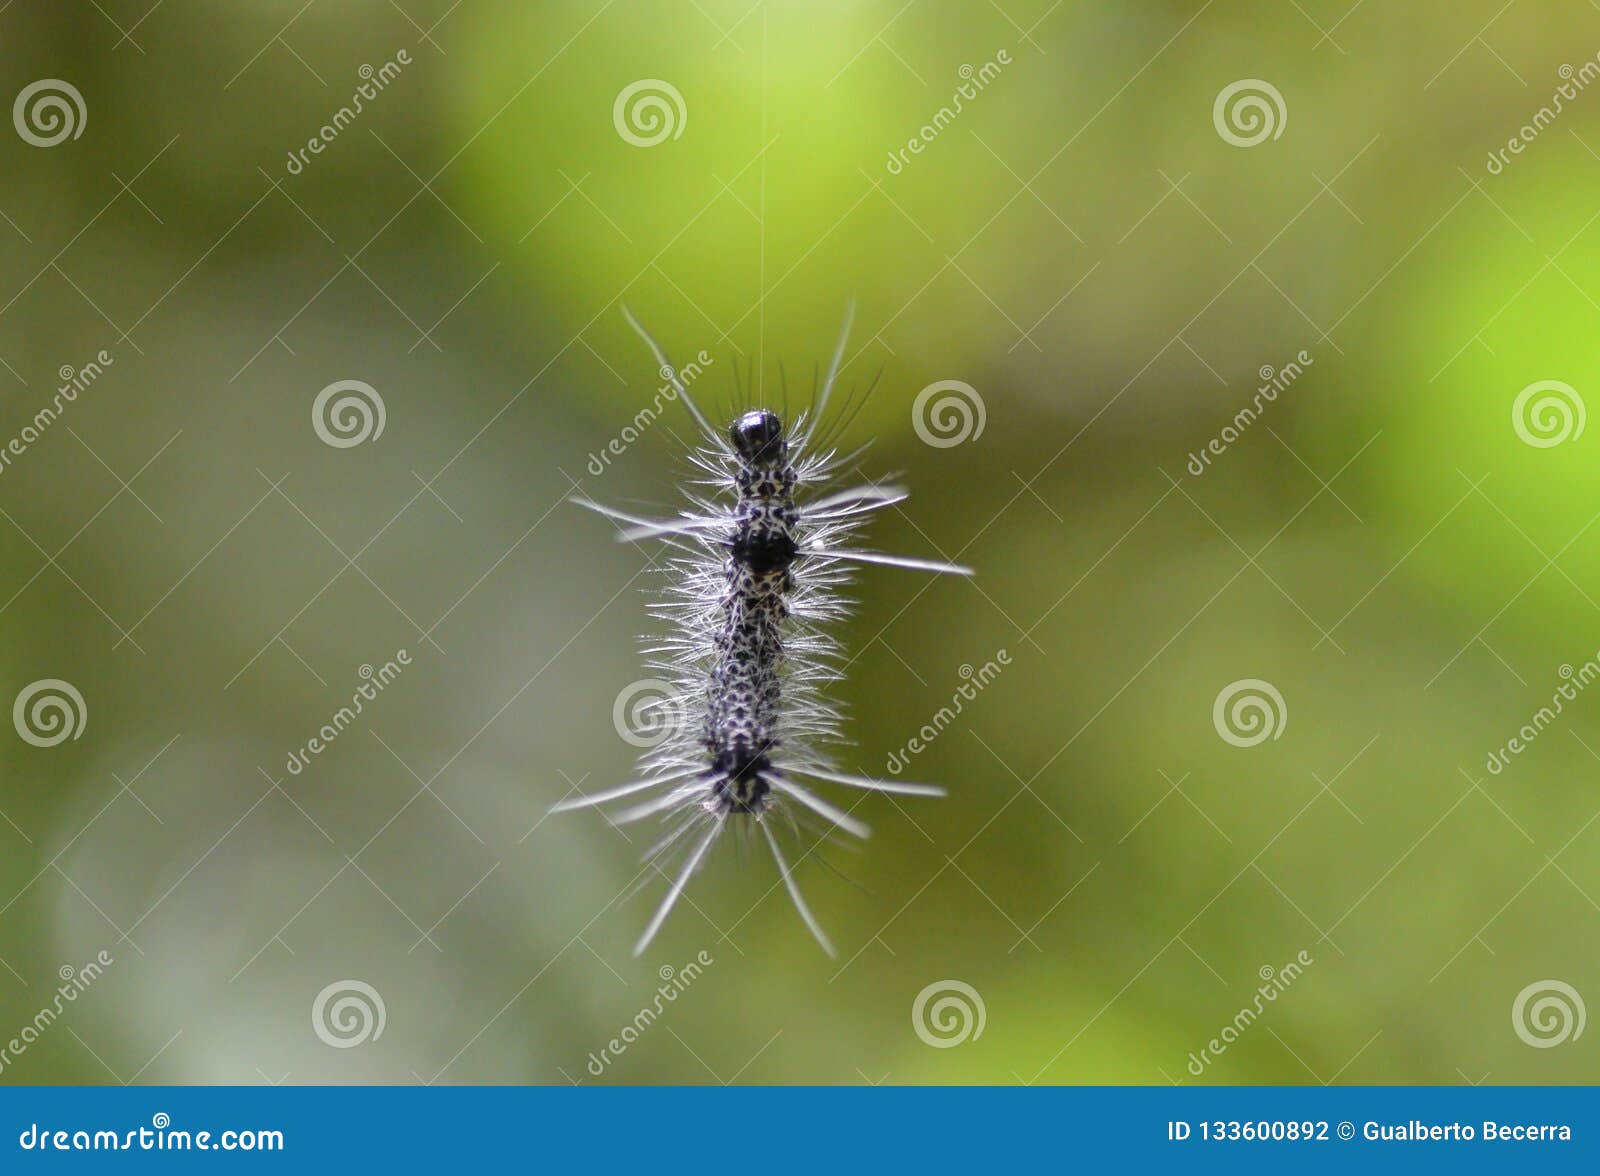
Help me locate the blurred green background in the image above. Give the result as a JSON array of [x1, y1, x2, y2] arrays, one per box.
[[2, 0, 1598, 1084]]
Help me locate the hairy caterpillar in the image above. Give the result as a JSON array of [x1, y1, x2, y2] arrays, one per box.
[[560, 306, 970, 957]]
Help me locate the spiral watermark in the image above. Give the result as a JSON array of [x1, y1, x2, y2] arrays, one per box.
[[1512, 380, 1585, 448], [612, 678, 684, 748], [612, 79, 686, 147], [1212, 679, 1286, 747], [911, 979, 986, 1048], [912, 380, 986, 448], [13, 679, 87, 748], [1512, 979, 1585, 1048], [13, 80, 86, 147], [1212, 79, 1286, 147], [312, 380, 386, 448], [311, 979, 386, 1048]]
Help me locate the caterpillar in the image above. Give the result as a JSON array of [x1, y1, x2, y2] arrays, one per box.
[[560, 305, 970, 957]]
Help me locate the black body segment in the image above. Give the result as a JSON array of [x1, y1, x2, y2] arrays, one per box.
[[706, 411, 799, 814], [563, 305, 964, 959]]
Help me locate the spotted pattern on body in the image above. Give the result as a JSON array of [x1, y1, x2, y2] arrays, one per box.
[[707, 410, 799, 815]]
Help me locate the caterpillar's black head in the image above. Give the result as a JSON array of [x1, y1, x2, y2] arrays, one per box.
[[730, 410, 785, 465]]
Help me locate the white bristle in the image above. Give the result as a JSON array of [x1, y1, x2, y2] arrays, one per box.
[[568, 306, 967, 955]]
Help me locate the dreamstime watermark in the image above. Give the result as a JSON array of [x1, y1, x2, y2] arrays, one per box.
[[1186, 349, 1312, 476], [886, 652, 1010, 775], [612, 679, 686, 749], [1512, 380, 1584, 448], [13, 79, 85, 147], [884, 52, 1011, 175], [1212, 79, 1286, 147], [311, 979, 386, 1048], [912, 980, 986, 1048], [284, 53, 412, 175], [1512, 979, 1585, 1048], [1186, 951, 1313, 1076], [584, 951, 713, 1076], [1486, 59, 1600, 175], [0, 350, 114, 480], [18, 1115, 283, 1153], [613, 79, 686, 147], [285, 652, 411, 776], [587, 350, 714, 476], [0, 950, 114, 1076], [312, 380, 386, 448], [1484, 654, 1600, 776], [912, 380, 986, 448], [1212, 679, 1286, 748], [13, 679, 87, 748]]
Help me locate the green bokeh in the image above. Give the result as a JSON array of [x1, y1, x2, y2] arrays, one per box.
[[0, 1, 1597, 1086]]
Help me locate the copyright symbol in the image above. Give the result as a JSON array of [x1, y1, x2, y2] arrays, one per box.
[[1337, 1121, 1355, 1140]]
